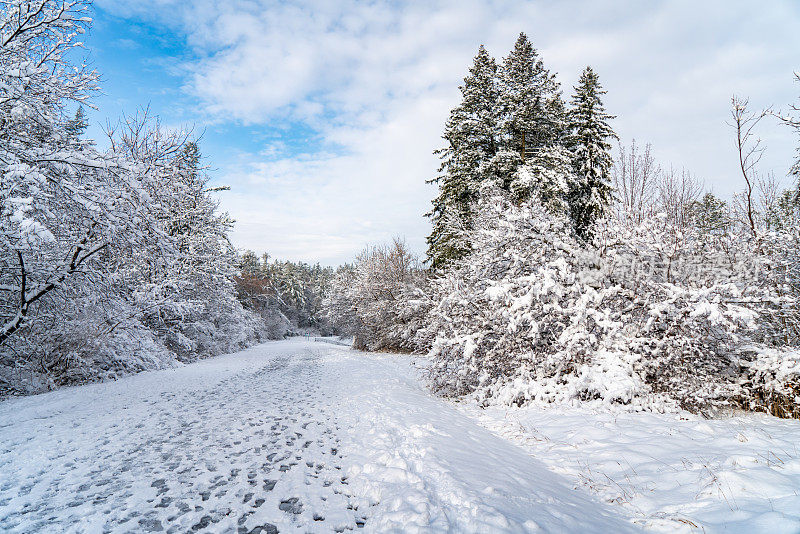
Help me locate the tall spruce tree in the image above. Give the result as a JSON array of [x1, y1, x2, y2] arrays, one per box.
[[65, 105, 88, 142], [566, 66, 617, 241], [499, 32, 566, 159], [426, 45, 500, 269]]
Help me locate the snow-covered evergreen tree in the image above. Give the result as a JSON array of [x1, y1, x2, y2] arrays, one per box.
[[235, 252, 337, 336], [690, 193, 730, 235], [65, 105, 89, 142], [427, 38, 572, 269], [426, 46, 500, 269], [239, 250, 262, 276], [498, 32, 566, 159], [566, 67, 617, 241]]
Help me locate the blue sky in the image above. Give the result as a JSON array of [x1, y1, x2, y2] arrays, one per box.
[[81, 8, 324, 192], [82, 0, 800, 265]]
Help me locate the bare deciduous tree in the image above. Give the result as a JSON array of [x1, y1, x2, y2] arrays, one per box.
[[730, 96, 768, 237], [655, 166, 702, 229], [613, 139, 660, 224]]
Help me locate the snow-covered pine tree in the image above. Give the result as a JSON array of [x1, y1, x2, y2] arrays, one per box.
[[426, 45, 500, 270], [691, 193, 730, 235], [566, 67, 617, 241], [499, 32, 566, 160], [770, 189, 800, 232], [65, 105, 89, 142]]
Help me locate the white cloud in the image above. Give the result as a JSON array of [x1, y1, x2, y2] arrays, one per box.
[[97, 0, 800, 263], [215, 91, 446, 264]]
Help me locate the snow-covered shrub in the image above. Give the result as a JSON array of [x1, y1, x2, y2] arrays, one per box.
[[748, 228, 800, 346], [424, 183, 798, 414], [0, 284, 177, 395], [324, 238, 431, 352], [738, 346, 800, 419], [595, 215, 791, 412], [424, 184, 627, 405]]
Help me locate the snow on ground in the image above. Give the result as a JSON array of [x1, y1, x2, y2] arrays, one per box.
[[0, 339, 633, 533], [332, 350, 633, 533], [464, 402, 800, 533], [2, 339, 798, 533]]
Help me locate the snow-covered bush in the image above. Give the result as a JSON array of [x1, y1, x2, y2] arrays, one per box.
[[424, 185, 627, 405], [739, 346, 800, 419], [596, 215, 796, 412], [324, 238, 431, 352], [423, 183, 798, 414]]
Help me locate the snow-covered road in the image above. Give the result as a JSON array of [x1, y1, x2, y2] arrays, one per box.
[[0, 339, 634, 533]]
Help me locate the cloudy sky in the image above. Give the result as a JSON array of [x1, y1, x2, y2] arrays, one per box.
[[84, 0, 800, 265]]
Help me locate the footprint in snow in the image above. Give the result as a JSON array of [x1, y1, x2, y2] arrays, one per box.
[[278, 497, 303, 514]]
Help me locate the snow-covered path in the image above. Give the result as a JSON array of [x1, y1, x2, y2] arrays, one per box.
[[0, 339, 634, 533]]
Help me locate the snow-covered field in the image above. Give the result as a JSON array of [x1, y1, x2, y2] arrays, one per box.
[[468, 403, 800, 533], [1, 339, 798, 533]]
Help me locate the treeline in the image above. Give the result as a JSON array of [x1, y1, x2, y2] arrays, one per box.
[[326, 33, 800, 418], [0, 1, 269, 394], [235, 251, 337, 337]]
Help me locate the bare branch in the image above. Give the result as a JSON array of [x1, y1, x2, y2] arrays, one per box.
[[730, 96, 769, 237]]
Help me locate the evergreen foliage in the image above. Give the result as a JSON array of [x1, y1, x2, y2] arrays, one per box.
[[498, 32, 565, 158], [65, 105, 88, 142], [426, 35, 568, 268], [510, 145, 575, 213], [566, 67, 617, 241], [426, 45, 500, 269], [691, 193, 730, 234], [235, 252, 336, 335]]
